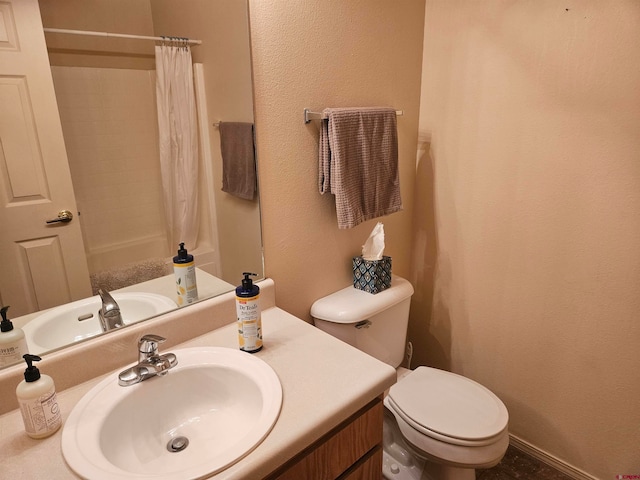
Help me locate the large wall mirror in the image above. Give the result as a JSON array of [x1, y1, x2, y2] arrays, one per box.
[[0, 0, 262, 369]]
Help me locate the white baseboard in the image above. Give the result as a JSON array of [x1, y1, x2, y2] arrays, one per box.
[[509, 434, 599, 480]]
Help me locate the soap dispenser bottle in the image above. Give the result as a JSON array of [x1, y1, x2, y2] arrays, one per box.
[[16, 354, 62, 439], [0, 305, 28, 368], [173, 242, 198, 306], [236, 272, 262, 353]]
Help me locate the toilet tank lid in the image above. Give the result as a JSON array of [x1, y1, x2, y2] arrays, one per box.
[[310, 275, 414, 324]]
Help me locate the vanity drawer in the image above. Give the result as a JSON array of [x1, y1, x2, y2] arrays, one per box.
[[266, 397, 383, 480], [340, 445, 382, 480]]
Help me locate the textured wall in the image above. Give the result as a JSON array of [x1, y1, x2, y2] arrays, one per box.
[[416, 1, 640, 477], [249, 0, 425, 321]]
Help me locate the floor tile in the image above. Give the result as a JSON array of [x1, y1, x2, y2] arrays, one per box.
[[477, 470, 518, 480], [476, 445, 573, 480]]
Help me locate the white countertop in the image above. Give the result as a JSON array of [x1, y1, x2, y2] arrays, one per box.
[[0, 305, 396, 479]]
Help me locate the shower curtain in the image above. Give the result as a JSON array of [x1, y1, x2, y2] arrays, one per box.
[[155, 42, 199, 253]]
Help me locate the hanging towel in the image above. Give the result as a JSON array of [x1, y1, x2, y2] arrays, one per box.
[[220, 122, 256, 200], [319, 107, 402, 229]]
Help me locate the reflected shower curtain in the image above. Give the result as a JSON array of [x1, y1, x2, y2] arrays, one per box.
[[155, 43, 199, 252]]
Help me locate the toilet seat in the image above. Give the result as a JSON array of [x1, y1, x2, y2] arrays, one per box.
[[386, 367, 508, 447]]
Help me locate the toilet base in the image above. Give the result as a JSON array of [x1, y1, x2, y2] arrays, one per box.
[[382, 449, 424, 480], [421, 462, 476, 480], [383, 443, 476, 480], [383, 407, 483, 480]]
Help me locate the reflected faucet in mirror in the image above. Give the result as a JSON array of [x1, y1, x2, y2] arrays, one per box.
[[97, 289, 123, 332], [0, 0, 263, 369]]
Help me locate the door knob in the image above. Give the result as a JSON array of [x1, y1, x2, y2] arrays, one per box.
[[46, 210, 74, 224]]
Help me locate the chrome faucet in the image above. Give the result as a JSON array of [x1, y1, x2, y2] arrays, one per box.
[[98, 288, 123, 332], [118, 334, 178, 386]]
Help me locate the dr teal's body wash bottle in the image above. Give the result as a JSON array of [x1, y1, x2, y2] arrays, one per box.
[[236, 272, 262, 353], [173, 243, 198, 306]]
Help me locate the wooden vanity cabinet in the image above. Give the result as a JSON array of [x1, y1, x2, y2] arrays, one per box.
[[266, 397, 384, 480]]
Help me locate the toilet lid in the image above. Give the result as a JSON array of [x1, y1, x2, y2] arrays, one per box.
[[388, 367, 508, 442]]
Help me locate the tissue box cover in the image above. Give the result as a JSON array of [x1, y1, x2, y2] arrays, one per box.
[[353, 256, 392, 294]]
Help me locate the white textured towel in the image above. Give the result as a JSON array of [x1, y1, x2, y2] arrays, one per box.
[[319, 107, 402, 229]]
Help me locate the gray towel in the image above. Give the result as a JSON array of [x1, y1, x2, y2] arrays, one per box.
[[319, 107, 402, 229], [220, 122, 256, 200]]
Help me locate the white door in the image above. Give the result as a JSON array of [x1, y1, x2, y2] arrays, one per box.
[[0, 0, 91, 316]]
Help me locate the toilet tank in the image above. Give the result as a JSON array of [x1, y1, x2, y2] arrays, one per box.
[[311, 275, 414, 368]]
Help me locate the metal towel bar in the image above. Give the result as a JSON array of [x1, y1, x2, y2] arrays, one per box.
[[303, 107, 403, 124]]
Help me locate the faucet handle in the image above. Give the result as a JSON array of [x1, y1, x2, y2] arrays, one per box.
[[138, 334, 166, 359]]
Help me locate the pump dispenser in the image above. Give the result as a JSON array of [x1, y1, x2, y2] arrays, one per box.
[[173, 242, 198, 306], [236, 272, 262, 353], [0, 305, 28, 367], [16, 354, 62, 438]]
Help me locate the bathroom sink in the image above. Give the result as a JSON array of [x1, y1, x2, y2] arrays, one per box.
[[22, 292, 176, 353], [62, 346, 283, 480]]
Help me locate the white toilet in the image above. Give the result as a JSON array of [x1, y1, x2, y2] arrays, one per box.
[[311, 275, 509, 480]]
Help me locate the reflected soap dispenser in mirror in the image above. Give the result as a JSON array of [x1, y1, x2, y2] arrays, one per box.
[[173, 243, 198, 306], [0, 306, 28, 367]]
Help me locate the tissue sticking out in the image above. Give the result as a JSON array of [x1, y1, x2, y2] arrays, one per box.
[[353, 222, 392, 294], [362, 222, 385, 261]]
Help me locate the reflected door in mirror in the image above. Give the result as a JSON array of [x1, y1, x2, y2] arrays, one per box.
[[0, 0, 92, 316]]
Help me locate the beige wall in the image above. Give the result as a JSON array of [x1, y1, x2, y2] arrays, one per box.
[[416, 1, 640, 478], [39, 0, 155, 69], [51, 66, 166, 272], [249, 0, 425, 321]]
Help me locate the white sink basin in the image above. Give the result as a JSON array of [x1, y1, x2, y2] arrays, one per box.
[[62, 346, 282, 480], [22, 293, 176, 354]]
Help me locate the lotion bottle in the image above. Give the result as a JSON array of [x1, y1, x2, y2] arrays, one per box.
[[236, 272, 262, 353], [0, 305, 28, 368], [16, 354, 62, 439], [173, 243, 198, 306]]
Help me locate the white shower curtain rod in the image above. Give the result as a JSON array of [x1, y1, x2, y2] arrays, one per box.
[[43, 28, 202, 45]]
